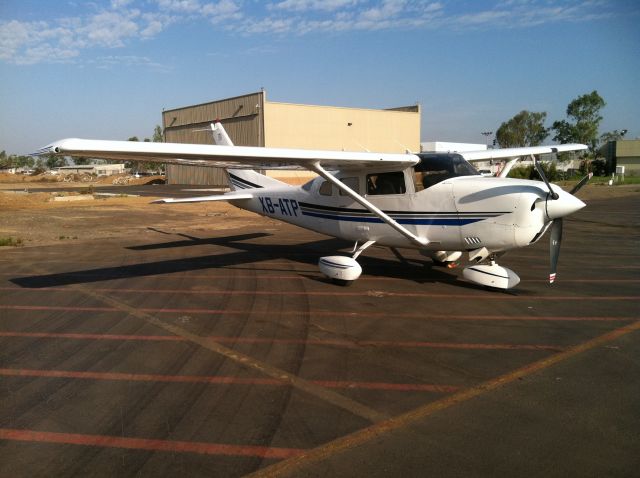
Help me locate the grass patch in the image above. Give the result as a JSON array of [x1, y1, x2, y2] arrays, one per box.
[[585, 176, 640, 185], [0, 237, 23, 247], [558, 175, 640, 188]]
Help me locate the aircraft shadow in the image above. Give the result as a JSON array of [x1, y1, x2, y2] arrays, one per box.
[[128, 231, 272, 250], [11, 230, 464, 289]]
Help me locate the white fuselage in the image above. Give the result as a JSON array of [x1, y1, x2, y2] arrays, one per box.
[[229, 171, 572, 255]]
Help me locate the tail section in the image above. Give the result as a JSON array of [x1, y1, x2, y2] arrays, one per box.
[[211, 121, 290, 191], [227, 169, 289, 190]]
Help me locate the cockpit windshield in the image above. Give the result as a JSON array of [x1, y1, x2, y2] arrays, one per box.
[[413, 153, 479, 191]]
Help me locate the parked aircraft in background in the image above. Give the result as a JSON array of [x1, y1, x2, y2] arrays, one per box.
[[37, 124, 589, 289]]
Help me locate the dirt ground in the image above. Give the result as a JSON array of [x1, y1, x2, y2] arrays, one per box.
[[0, 187, 260, 247], [0, 173, 165, 188]]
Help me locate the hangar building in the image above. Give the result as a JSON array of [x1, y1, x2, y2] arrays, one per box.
[[599, 139, 640, 174], [162, 91, 420, 185]]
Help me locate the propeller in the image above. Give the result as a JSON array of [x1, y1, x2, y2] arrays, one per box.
[[569, 172, 593, 195], [532, 155, 591, 284]]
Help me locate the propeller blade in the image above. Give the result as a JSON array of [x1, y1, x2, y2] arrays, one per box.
[[533, 156, 559, 200], [549, 218, 563, 284], [569, 172, 593, 195]]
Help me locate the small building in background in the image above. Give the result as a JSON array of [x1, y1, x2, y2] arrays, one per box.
[[420, 141, 486, 153], [599, 139, 640, 174], [56, 164, 125, 176], [162, 91, 420, 186]]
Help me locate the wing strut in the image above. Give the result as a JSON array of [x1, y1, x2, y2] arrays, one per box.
[[310, 162, 429, 247]]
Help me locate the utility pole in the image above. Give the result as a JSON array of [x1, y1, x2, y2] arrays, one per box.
[[481, 131, 493, 148]]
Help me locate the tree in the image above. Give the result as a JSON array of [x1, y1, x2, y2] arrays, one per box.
[[496, 110, 549, 148], [126, 128, 162, 172], [552, 90, 606, 154], [46, 154, 67, 169], [33, 158, 46, 174], [152, 125, 163, 142], [14, 155, 34, 169], [0, 150, 10, 169], [73, 156, 91, 165], [599, 129, 627, 144]]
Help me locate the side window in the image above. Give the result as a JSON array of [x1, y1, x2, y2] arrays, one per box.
[[301, 178, 315, 192], [366, 171, 406, 195], [319, 180, 333, 196], [413, 170, 426, 192], [415, 169, 451, 190], [413, 154, 479, 191], [339, 177, 359, 196]]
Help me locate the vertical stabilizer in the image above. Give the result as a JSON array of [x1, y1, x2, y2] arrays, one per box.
[[211, 122, 234, 146]]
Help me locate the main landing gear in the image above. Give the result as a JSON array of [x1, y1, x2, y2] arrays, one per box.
[[319, 244, 520, 290], [318, 240, 375, 286]]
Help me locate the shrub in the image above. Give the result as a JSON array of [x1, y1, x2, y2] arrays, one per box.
[[508, 163, 559, 181], [0, 237, 23, 247]]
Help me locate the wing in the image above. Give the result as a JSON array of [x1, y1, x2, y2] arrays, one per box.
[[460, 143, 588, 162], [36, 139, 419, 171]]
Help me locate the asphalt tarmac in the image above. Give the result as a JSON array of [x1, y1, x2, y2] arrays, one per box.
[[1, 190, 638, 477]]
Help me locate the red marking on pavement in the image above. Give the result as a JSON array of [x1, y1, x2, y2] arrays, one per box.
[[0, 368, 458, 393], [0, 286, 637, 300], [313, 381, 458, 393], [523, 279, 640, 283], [0, 331, 565, 351], [4, 272, 638, 283], [0, 368, 282, 386], [0, 305, 632, 322], [1, 305, 117, 312], [0, 272, 309, 280], [0, 331, 182, 342], [0, 428, 303, 459], [4, 260, 309, 267], [512, 253, 640, 260]]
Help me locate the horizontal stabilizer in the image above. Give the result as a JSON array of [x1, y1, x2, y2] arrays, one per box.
[[151, 193, 253, 204]]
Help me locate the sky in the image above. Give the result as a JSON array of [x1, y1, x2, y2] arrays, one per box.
[[1, 0, 639, 154]]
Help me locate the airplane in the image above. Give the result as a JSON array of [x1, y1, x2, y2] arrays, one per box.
[[36, 123, 590, 290]]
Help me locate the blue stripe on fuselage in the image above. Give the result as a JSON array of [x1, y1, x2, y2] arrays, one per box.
[[301, 210, 485, 226]]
